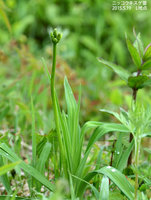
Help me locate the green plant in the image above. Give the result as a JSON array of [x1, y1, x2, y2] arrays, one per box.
[[98, 30, 151, 166], [101, 103, 151, 199], [0, 0, 11, 32], [98, 31, 151, 198], [42, 28, 135, 199], [1, 28, 151, 199]]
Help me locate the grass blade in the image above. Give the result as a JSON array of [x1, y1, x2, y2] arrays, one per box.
[[31, 96, 36, 167], [0, 143, 55, 192], [117, 140, 134, 172], [77, 166, 134, 199], [97, 166, 134, 199], [0, 155, 11, 192], [99, 176, 109, 200], [0, 161, 20, 176]]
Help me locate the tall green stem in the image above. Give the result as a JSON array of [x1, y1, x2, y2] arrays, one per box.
[[51, 43, 57, 99], [134, 137, 140, 200], [50, 29, 67, 178], [51, 43, 63, 168]]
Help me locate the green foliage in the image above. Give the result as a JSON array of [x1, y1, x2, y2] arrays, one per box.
[[143, 44, 151, 62], [0, 1, 151, 199], [99, 31, 151, 91], [126, 38, 141, 69], [128, 75, 149, 89], [99, 176, 109, 200], [0, 143, 55, 192], [98, 58, 130, 82]]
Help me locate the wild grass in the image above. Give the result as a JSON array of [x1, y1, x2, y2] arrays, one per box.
[[0, 29, 151, 200]]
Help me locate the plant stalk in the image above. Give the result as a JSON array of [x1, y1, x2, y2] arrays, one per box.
[[51, 43, 63, 172], [51, 41, 67, 178], [128, 70, 141, 166], [134, 138, 140, 200]]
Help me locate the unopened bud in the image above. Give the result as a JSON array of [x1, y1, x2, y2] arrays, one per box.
[[53, 28, 57, 38], [50, 28, 62, 44], [57, 33, 62, 41]]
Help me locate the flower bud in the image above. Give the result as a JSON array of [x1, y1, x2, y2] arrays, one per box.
[[53, 28, 57, 38], [50, 28, 62, 44], [57, 33, 62, 41]]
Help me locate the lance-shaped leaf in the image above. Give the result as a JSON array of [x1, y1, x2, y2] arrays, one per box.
[[141, 78, 151, 87], [133, 32, 144, 58], [0, 161, 20, 176], [0, 143, 55, 192], [99, 176, 109, 200], [128, 75, 149, 89], [98, 58, 130, 82], [142, 59, 151, 70], [77, 166, 134, 200], [143, 43, 151, 62], [126, 39, 141, 69]]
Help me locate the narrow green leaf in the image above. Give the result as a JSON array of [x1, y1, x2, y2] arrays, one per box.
[[117, 140, 134, 172], [99, 176, 109, 200], [42, 57, 51, 84], [64, 77, 81, 172], [126, 39, 141, 68], [31, 96, 36, 167], [112, 134, 123, 169], [133, 33, 144, 58], [143, 43, 151, 61], [98, 58, 129, 82], [71, 174, 99, 200], [142, 59, 151, 70], [0, 161, 20, 176], [69, 172, 76, 200], [36, 142, 51, 191], [76, 123, 129, 182], [98, 167, 134, 199], [78, 167, 134, 199], [0, 143, 55, 192], [36, 142, 51, 175], [0, 155, 11, 193], [0, 7, 11, 32]]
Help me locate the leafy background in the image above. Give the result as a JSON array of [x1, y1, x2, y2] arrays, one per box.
[[0, 0, 151, 198]]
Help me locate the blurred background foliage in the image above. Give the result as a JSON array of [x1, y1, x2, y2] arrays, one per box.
[[0, 0, 151, 137]]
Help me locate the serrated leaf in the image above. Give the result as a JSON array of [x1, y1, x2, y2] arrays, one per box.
[[128, 75, 149, 89], [126, 39, 141, 68], [98, 58, 129, 82], [143, 43, 151, 61]]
